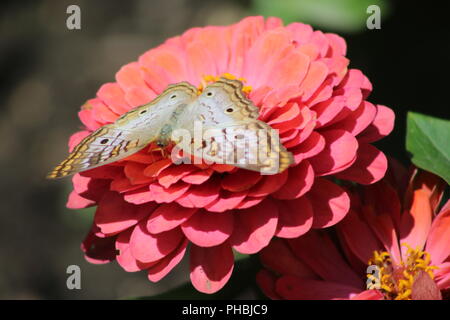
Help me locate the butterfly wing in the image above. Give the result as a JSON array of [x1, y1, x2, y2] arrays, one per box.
[[48, 82, 197, 179], [177, 78, 293, 174]]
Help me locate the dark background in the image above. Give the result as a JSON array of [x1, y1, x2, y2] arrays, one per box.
[[0, 0, 448, 299]]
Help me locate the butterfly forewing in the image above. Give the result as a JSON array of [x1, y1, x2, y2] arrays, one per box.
[[47, 82, 197, 179]]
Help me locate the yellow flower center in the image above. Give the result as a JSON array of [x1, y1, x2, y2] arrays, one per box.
[[198, 73, 252, 95], [368, 243, 438, 300]]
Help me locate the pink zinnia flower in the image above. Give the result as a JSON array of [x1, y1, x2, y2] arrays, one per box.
[[257, 163, 450, 300], [66, 16, 394, 293]]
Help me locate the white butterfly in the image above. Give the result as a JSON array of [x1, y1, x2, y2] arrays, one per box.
[[48, 77, 293, 178]]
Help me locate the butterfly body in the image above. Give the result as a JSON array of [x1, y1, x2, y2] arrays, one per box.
[[48, 78, 293, 179]]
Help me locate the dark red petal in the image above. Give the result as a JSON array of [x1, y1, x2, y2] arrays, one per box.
[[81, 225, 117, 264], [275, 197, 314, 238], [190, 242, 234, 294], [309, 178, 350, 228], [221, 170, 263, 192], [309, 129, 358, 176], [95, 191, 156, 235], [205, 190, 248, 212], [248, 170, 288, 197], [276, 276, 360, 300], [334, 143, 388, 185], [229, 199, 278, 254], [272, 160, 314, 200], [148, 239, 188, 282]]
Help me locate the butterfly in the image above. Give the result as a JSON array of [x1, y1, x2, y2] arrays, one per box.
[[47, 77, 294, 179]]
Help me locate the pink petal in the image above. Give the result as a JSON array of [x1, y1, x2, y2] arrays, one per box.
[[138, 46, 188, 92], [116, 229, 155, 272], [312, 96, 346, 128], [243, 29, 293, 88], [96, 82, 131, 114], [334, 144, 388, 185], [272, 160, 314, 200], [148, 239, 188, 282], [298, 61, 329, 101], [275, 197, 314, 238], [66, 191, 94, 209], [175, 177, 220, 208], [229, 199, 279, 254], [290, 132, 325, 161], [426, 208, 450, 265], [351, 290, 384, 300], [181, 169, 213, 184], [146, 203, 198, 234], [185, 41, 217, 84], [190, 242, 234, 294], [327, 101, 376, 136], [158, 165, 197, 188], [357, 105, 395, 143], [149, 181, 190, 203], [95, 191, 156, 235], [205, 190, 248, 212], [115, 62, 151, 92], [78, 109, 102, 131], [309, 129, 358, 176], [309, 178, 350, 228], [129, 221, 184, 263], [181, 210, 234, 247], [248, 170, 288, 197], [68, 130, 90, 152], [123, 187, 154, 205], [326, 33, 347, 56], [235, 196, 265, 209]]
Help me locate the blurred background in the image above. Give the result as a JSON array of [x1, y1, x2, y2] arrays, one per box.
[[0, 0, 448, 299]]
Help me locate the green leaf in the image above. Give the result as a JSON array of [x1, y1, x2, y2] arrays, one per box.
[[251, 0, 390, 33], [406, 112, 450, 184]]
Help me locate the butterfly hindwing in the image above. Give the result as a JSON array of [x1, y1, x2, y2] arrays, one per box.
[[180, 78, 294, 174]]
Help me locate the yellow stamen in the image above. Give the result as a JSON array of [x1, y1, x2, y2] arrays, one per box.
[[198, 73, 252, 95], [367, 244, 438, 300]]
